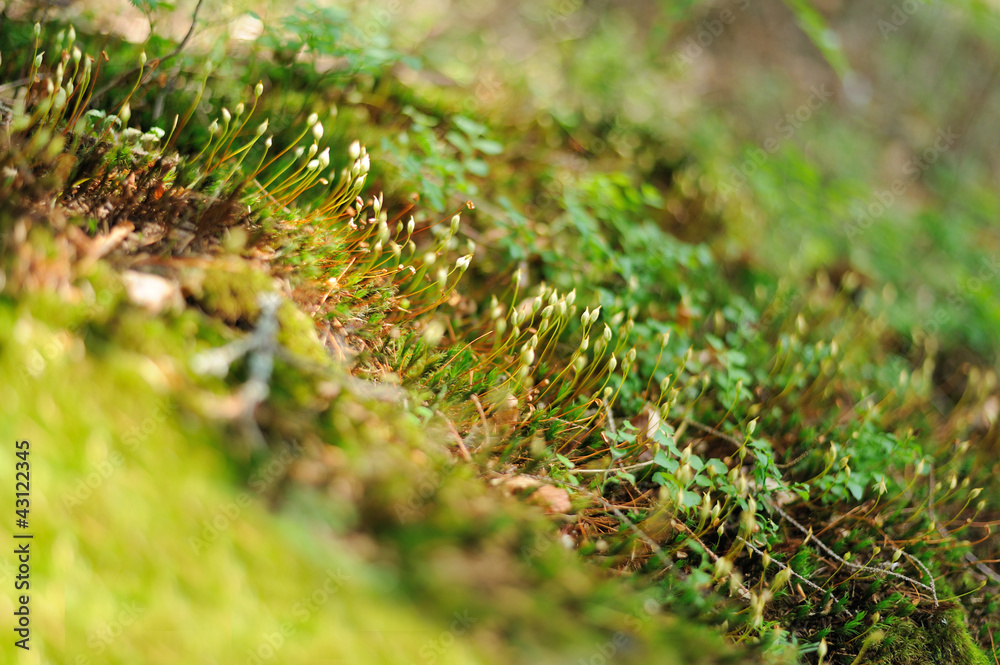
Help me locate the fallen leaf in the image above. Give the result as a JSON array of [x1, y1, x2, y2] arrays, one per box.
[[529, 485, 572, 514], [87, 221, 135, 261]]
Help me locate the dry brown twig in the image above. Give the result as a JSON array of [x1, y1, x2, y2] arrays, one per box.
[[442, 415, 472, 462]]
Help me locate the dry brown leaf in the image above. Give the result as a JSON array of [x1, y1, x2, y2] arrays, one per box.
[[497, 475, 539, 492], [529, 485, 572, 515], [495, 475, 572, 514], [87, 221, 135, 260]]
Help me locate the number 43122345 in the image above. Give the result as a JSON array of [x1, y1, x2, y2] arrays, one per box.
[[15, 440, 29, 520]]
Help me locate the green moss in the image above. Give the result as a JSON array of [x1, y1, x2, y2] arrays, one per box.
[[4, 9, 999, 664], [857, 610, 991, 665], [276, 300, 330, 368], [0, 302, 499, 664], [0, 286, 765, 665], [187, 260, 275, 324]]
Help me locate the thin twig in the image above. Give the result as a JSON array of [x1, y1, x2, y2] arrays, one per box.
[[157, 0, 206, 64], [928, 466, 1000, 585], [682, 417, 740, 446], [963, 552, 1000, 585], [442, 415, 472, 462], [0, 78, 28, 94], [191, 291, 282, 451], [687, 416, 944, 604], [605, 402, 617, 436], [738, 536, 853, 615], [683, 415, 809, 468], [674, 520, 752, 601], [595, 495, 674, 572], [771, 502, 938, 605], [91, 0, 205, 104], [469, 393, 490, 451], [572, 460, 655, 474]]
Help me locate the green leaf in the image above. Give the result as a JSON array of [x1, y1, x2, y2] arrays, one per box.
[[726, 349, 748, 367], [403, 106, 439, 127], [687, 568, 712, 590], [707, 459, 728, 476], [466, 159, 489, 177], [130, 0, 160, 12], [453, 115, 486, 137], [617, 471, 636, 485], [555, 453, 575, 469], [653, 450, 678, 473], [652, 472, 672, 488], [639, 182, 663, 207], [682, 491, 701, 508], [780, 0, 852, 78], [472, 138, 504, 155], [654, 430, 680, 457], [445, 131, 470, 154]]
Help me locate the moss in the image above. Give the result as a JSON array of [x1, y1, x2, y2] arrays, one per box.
[[857, 609, 991, 665], [180, 259, 330, 368], [0, 283, 763, 665], [186, 259, 275, 324], [0, 300, 504, 665], [276, 300, 331, 368], [4, 10, 998, 665]]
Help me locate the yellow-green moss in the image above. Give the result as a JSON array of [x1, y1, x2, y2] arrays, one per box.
[[186, 260, 274, 324], [855, 609, 991, 665], [276, 300, 330, 368]]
